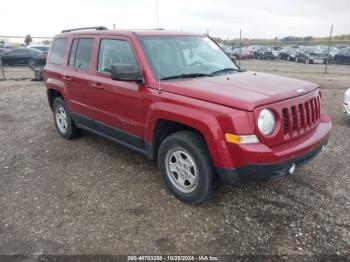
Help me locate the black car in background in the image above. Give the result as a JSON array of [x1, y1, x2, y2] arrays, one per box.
[[278, 47, 298, 61], [334, 48, 350, 64], [253, 46, 274, 59], [317, 46, 339, 62], [1, 48, 47, 66], [296, 46, 327, 64]]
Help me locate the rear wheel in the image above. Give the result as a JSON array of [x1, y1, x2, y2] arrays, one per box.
[[53, 97, 79, 139], [158, 131, 217, 204]]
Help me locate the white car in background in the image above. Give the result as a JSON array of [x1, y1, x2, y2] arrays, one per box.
[[345, 89, 350, 116]]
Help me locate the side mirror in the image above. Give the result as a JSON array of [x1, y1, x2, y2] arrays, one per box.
[[111, 63, 144, 84]]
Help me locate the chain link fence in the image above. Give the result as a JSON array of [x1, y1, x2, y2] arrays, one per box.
[[0, 35, 51, 81], [215, 27, 350, 75]]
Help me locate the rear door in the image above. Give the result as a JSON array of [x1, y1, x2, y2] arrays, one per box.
[[64, 36, 98, 126]]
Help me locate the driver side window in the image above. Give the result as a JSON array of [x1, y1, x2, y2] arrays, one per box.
[[97, 39, 138, 74]]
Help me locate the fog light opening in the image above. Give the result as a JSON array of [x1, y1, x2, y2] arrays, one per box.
[[289, 164, 296, 175]]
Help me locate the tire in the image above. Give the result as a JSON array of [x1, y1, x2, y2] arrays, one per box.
[[52, 97, 79, 139], [158, 131, 218, 205], [28, 58, 37, 67]]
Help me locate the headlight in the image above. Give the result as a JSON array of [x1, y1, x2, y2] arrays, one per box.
[[258, 109, 276, 136]]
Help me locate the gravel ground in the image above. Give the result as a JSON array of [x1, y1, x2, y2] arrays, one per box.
[[0, 61, 349, 256]]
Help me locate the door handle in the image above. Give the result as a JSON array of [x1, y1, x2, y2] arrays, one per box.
[[62, 75, 71, 80], [91, 83, 104, 89]]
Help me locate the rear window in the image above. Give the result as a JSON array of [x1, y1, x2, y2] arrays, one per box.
[[68, 38, 94, 70], [50, 38, 67, 65]]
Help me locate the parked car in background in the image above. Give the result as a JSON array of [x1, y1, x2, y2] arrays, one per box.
[[28, 45, 50, 54], [316, 46, 339, 62], [334, 48, 350, 64], [246, 45, 260, 57], [278, 47, 298, 61], [344, 89, 350, 116], [0, 44, 14, 49], [253, 46, 274, 60], [296, 46, 327, 64], [272, 46, 282, 58], [221, 45, 237, 61], [1, 48, 47, 66], [232, 47, 251, 60]]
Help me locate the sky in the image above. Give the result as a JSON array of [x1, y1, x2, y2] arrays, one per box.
[[0, 0, 349, 40]]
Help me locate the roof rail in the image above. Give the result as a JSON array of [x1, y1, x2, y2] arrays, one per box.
[[113, 28, 165, 31], [61, 26, 108, 33]]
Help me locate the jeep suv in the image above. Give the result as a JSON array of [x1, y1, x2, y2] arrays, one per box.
[[44, 27, 332, 204]]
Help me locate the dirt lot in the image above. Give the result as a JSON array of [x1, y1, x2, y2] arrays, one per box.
[[0, 61, 350, 256]]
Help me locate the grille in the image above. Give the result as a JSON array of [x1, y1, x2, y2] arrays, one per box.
[[282, 96, 321, 135]]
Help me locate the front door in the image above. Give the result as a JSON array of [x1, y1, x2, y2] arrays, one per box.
[[89, 37, 146, 148]]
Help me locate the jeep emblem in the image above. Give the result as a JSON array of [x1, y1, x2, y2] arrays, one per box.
[[297, 89, 306, 93]]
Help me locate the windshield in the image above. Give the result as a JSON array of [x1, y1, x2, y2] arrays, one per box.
[[141, 36, 238, 80]]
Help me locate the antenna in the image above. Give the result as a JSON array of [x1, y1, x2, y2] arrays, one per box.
[[155, 0, 161, 94], [155, 0, 159, 28]]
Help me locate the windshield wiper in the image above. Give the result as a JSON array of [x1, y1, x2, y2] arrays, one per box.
[[210, 68, 239, 76], [160, 73, 212, 80]]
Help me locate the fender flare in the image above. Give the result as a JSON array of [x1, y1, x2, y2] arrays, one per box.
[[145, 102, 232, 167]]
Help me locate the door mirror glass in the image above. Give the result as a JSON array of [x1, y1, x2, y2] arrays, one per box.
[[111, 63, 143, 83]]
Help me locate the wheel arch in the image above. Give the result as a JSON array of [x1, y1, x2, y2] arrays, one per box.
[[47, 88, 64, 110], [145, 102, 226, 168]]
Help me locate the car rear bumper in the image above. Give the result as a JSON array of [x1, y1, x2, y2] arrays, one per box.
[[217, 117, 332, 185]]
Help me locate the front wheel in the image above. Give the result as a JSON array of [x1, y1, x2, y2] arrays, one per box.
[[53, 97, 80, 139], [158, 131, 217, 204], [28, 58, 37, 67]]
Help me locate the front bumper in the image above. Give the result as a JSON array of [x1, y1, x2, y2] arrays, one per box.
[[217, 141, 327, 184], [217, 117, 331, 185]]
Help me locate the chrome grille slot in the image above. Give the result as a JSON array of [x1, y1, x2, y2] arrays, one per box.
[[281, 95, 321, 139]]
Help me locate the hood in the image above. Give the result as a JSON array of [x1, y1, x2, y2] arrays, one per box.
[[158, 71, 319, 111]]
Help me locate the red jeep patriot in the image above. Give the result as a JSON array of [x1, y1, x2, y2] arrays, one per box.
[[44, 27, 332, 204]]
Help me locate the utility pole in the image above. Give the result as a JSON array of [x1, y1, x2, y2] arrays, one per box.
[[324, 24, 333, 74], [239, 29, 242, 68]]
